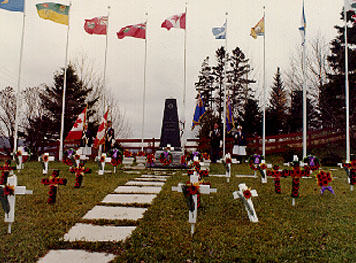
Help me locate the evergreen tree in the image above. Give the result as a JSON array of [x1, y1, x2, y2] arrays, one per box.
[[266, 67, 288, 135], [195, 56, 214, 111], [24, 64, 98, 148], [241, 96, 262, 137], [212, 47, 227, 122]]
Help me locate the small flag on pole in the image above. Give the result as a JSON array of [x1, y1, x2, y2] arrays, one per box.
[[161, 13, 186, 30], [0, 0, 24, 12], [84, 16, 108, 35], [212, 22, 226, 39], [94, 110, 108, 148], [65, 107, 87, 141], [117, 22, 146, 39], [36, 2, 69, 25], [226, 96, 234, 133], [191, 94, 206, 130], [298, 1, 306, 46], [250, 17, 264, 39]]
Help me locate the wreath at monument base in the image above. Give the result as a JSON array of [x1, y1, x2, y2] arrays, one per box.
[[159, 152, 173, 166]]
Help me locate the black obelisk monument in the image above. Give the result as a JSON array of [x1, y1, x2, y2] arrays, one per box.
[[159, 98, 181, 149]]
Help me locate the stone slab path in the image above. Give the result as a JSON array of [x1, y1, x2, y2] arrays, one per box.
[[38, 173, 169, 263]]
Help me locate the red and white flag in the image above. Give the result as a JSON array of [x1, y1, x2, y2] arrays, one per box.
[[84, 16, 108, 35], [161, 13, 186, 30], [65, 107, 87, 141], [94, 110, 108, 148], [117, 22, 146, 39]]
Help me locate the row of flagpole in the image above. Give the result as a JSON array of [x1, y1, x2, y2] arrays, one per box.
[[6, 0, 352, 162]]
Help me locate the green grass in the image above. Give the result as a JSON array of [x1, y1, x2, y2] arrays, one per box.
[[0, 161, 355, 262]]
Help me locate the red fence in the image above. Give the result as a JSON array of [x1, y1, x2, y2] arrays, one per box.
[[0, 129, 345, 159]]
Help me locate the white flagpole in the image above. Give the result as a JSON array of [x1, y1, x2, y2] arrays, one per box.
[[262, 7, 266, 157], [302, 1, 307, 158], [223, 12, 228, 158], [344, 6, 351, 163], [59, 2, 72, 161], [13, 0, 27, 153], [182, 2, 187, 153], [103, 6, 111, 101], [141, 13, 148, 152]]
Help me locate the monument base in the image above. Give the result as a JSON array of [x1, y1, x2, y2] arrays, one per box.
[[151, 150, 186, 169]]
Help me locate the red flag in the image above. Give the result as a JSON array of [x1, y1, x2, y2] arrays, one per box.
[[94, 110, 108, 148], [161, 13, 186, 30], [84, 16, 107, 35], [117, 22, 146, 39], [65, 107, 87, 141]]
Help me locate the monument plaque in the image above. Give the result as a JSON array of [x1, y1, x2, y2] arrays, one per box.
[[160, 98, 181, 149]]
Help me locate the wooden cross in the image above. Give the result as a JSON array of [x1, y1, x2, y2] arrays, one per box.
[[0, 161, 14, 185], [70, 164, 91, 188], [96, 153, 112, 175], [41, 170, 67, 204], [233, 183, 259, 223], [172, 172, 217, 235], [38, 153, 55, 174], [1, 174, 33, 233]]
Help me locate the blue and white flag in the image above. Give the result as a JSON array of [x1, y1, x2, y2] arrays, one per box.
[[191, 94, 206, 130], [0, 0, 24, 12], [298, 1, 306, 46], [212, 22, 226, 39]]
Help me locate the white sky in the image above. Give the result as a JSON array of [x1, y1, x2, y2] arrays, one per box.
[[0, 0, 344, 139]]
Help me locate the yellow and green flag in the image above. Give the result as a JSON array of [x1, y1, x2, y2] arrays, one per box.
[[36, 2, 69, 25]]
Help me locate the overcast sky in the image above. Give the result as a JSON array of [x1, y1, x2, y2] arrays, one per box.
[[0, 0, 344, 139]]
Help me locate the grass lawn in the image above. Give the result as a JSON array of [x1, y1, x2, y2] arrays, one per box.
[[0, 161, 355, 262]]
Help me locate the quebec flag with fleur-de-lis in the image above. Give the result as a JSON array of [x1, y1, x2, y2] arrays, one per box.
[[0, 0, 24, 12]]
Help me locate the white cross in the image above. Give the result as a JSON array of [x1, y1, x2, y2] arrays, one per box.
[[172, 172, 217, 235], [2, 175, 33, 233], [38, 153, 55, 174], [75, 154, 89, 168], [233, 183, 258, 223], [96, 154, 112, 175], [14, 147, 29, 170], [225, 153, 232, 183]]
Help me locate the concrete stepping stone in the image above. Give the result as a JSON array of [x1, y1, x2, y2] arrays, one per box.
[[83, 206, 147, 220], [134, 177, 166, 182], [141, 174, 169, 178], [63, 223, 136, 242], [38, 249, 115, 263], [102, 194, 156, 205], [125, 181, 164, 186], [114, 186, 162, 194]]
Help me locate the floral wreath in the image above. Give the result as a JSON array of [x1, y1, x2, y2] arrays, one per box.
[[159, 151, 173, 166], [303, 155, 321, 171], [0, 185, 14, 214], [146, 153, 155, 166], [136, 151, 145, 157], [248, 154, 265, 171], [123, 150, 133, 158], [107, 148, 123, 166], [63, 148, 76, 166], [182, 181, 200, 212], [14, 146, 32, 164], [202, 152, 210, 161], [316, 171, 332, 187]]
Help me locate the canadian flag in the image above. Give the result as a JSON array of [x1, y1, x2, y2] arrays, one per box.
[[65, 107, 87, 141], [94, 110, 109, 148], [161, 13, 186, 30]]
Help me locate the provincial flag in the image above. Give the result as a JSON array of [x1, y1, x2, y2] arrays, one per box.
[[36, 2, 69, 25], [212, 22, 226, 39], [345, 0, 356, 11], [161, 13, 186, 30], [250, 17, 264, 39], [0, 0, 24, 12], [84, 16, 107, 35], [191, 94, 206, 130], [65, 107, 87, 141], [226, 96, 234, 133], [117, 22, 146, 39], [298, 1, 306, 46], [94, 110, 108, 148]]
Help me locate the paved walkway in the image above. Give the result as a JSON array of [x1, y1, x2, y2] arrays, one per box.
[[38, 173, 169, 263]]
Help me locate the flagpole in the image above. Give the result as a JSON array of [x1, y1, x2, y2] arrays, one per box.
[[103, 6, 110, 102], [182, 2, 188, 153], [344, 7, 351, 163], [223, 12, 228, 158], [59, 1, 72, 161], [13, 0, 27, 153], [302, 3, 307, 158], [141, 13, 148, 152], [262, 6, 266, 157]]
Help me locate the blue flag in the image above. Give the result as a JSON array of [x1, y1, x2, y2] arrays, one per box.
[[298, 1, 306, 46], [0, 0, 24, 12], [226, 96, 234, 133], [212, 22, 226, 39], [191, 94, 206, 130]]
